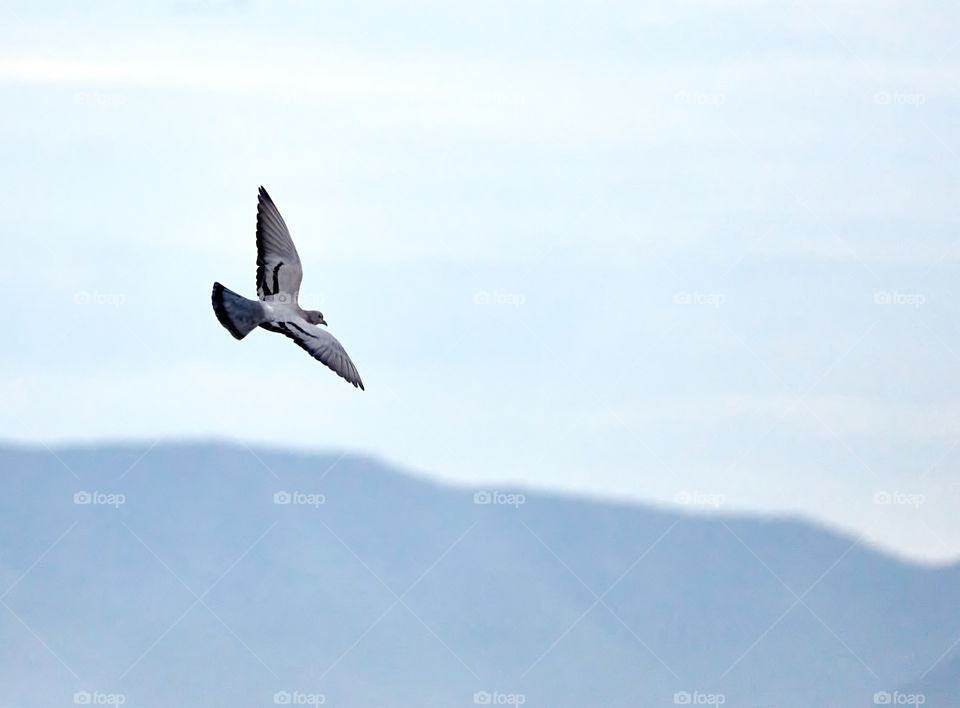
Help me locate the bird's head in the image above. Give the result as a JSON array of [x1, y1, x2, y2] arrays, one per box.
[[305, 310, 327, 326]]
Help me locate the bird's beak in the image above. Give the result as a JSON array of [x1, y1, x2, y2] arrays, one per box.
[[319, 317, 328, 326]]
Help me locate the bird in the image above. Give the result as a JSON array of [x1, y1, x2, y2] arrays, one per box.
[[211, 187, 364, 390]]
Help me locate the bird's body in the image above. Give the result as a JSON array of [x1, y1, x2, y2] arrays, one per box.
[[259, 298, 303, 324], [211, 187, 364, 389]]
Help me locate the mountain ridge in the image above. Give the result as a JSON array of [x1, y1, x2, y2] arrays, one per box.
[[1, 441, 957, 707], [5, 437, 950, 570]]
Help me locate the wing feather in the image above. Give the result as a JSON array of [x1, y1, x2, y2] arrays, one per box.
[[275, 321, 364, 389], [256, 187, 303, 302]]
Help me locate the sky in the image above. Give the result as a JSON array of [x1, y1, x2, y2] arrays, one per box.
[[1, 0, 959, 562]]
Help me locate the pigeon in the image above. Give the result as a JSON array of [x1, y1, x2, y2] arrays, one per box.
[[212, 187, 364, 390]]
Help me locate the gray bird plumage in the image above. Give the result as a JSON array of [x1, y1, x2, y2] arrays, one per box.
[[212, 187, 364, 390]]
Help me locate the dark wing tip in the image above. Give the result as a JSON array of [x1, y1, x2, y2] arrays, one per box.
[[258, 186, 273, 204], [346, 363, 364, 390], [333, 358, 364, 391], [341, 367, 363, 390]]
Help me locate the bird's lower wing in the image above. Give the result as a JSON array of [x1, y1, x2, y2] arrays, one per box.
[[274, 321, 364, 389]]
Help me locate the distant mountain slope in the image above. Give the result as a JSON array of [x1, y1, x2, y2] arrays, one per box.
[[0, 442, 957, 707], [890, 656, 960, 706]]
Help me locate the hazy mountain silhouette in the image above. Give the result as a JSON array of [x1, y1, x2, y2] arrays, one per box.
[[1, 442, 957, 707]]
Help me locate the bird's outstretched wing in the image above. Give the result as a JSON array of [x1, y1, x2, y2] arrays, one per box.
[[256, 186, 303, 303], [274, 321, 364, 389]]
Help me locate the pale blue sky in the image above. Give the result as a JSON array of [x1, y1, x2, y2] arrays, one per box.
[[2, 0, 959, 561]]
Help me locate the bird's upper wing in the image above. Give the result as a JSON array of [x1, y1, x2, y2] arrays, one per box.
[[256, 187, 304, 303], [274, 320, 364, 389]]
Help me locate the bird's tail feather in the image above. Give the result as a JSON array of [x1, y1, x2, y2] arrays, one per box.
[[212, 282, 265, 340]]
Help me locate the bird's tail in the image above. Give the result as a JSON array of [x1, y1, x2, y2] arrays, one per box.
[[212, 282, 266, 340]]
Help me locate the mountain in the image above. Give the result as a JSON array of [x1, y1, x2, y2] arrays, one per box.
[[0, 442, 957, 707], [890, 656, 960, 707]]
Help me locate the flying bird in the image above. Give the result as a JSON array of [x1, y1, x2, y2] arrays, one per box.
[[212, 187, 364, 389]]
